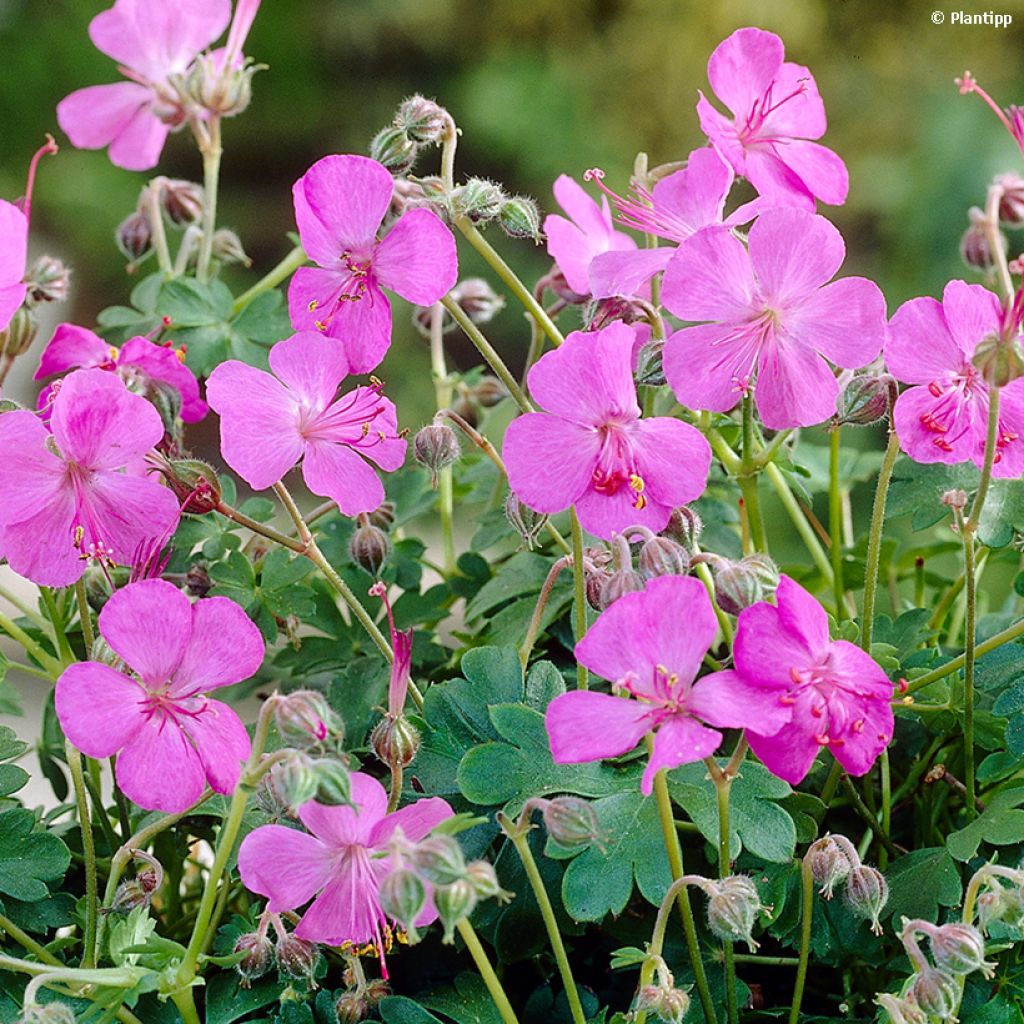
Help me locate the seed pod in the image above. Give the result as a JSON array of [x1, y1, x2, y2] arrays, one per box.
[[928, 922, 995, 978], [411, 835, 467, 886], [638, 535, 690, 579], [234, 931, 273, 988], [370, 126, 418, 176], [806, 836, 851, 899], [542, 796, 602, 849], [379, 867, 428, 941], [662, 506, 703, 551], [414, 423, 460, 487], [911, 966, 960, 1021], [504, 492, 548, 550], [24, 255, 71, 306], [116, 210, 152, 261], [349, 520, 392, 576], [840, 373, 895, 426], [705, 875, 762, 952], [310, 757, 352, 807], [371, 714, 421, 769], [159, 178, 205, 226], [274, 933, 321, 983], [395, 95, 449, 144], [498, 195, 542, 241], [449, 178, 505, 224], [844, 864, 889, 934], [434, 878, 478, 943]]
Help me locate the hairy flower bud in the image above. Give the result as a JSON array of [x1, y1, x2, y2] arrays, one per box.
[[0, 308, 37, 359], [155, 457, 221, 514], [472, 376, 507, 408], [976, 887, 1009, 931], [876, 992, 929, 1024], [434, 878, 478, 943], [185, 563, 212, 598], [349, 520, 392, 576], [310, 757, 352, 807], [840, 373, 895, 426], [274, 690, 338, 748], [973, 333, 1024, 387], [395, 95, 449, 144], [371, 714, 421, 769], [116, 211, 152, 261], [806, 836, 851, 899], [941, 489, 968, 511], [234, 931, 273, 988], [370, 126, 419, 176], [18, 1004, 77, 1024], [104, 878, 151, 916], [414, 423, 460, 487], [504, 492, 548, 550], [635, 983, 691, 1024], [368, 501, 396, 532], [411, 835, 467, 886], [546, 267, 589, 305], [599, 567, 645, 608], [928, 922, 995, 978], [662, 506, 703, 551], [705, 876, 762, 952], [713, 560, 764, 616], [638, 535, 690, 579], [845, 864, 889, 934], [960, 207, 1003, 271], [498, 195, 542, 241], [379, 867, 428, 941], [274, 933, 321, 983], [334, 991, 371, 1024], [465, 860, 510, 902], [212, 228, 252, 267], [24, 255, 71, 306], [157, 178, 205, 226], [259, 752, 318, 813], [449, 178, 506, 224], [996, 172, 1024, 224], [542, 796, 603, 849], [185, 53, 259, 117], [911, 966, 960, 1021]]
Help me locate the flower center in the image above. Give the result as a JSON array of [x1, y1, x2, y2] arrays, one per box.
[[584, 168, 700, 244], [737, 80, 809, 144], [298, 377, 397, 452], [919, 363, 1003, 454], [591, 420, 647, 510], [309, 251, 375, 331], [614, 664, 688, 724]]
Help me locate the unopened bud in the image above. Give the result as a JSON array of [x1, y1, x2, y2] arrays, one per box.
[[89, 635, 120, 666], [713, 560, 764, 616], [411, 835, 467, 886], [414, 423, 460, 487], [449, 178, 505, 224], [25, 255, 71, 306], [465, 860, 511, 902], [663, 506, 703, 551], [546, 267, 589, 305], [310, 757, 352, 807], [434, 878, 478, 943], [104, 877, 152, 915], [504, 492, 548, 550], [973, 333, 1024, 387], [370, 126, 418, 176], [185, 563, 212, 598], [116, 211, 152, 261], [379, 867, 428, 941], [634, 339, 666, 387], [961, 207, 1003, 271], [260, 752, 318, 813], [456, 279, 506, 326], [542, 796, 603, 849], [928, 922, 995, 978], [274, 690, 338, 748], [996, 172, 1024, 225], [371, 714, 421, 768], [395, 95, 449, 145], [349, 520, 392, 576], [635, 983, 691, 1024], [212, 228, 251, 267], [911, 966, 960, 1021], [841, 373, 895, 426], [806, 836, 851, 899], [185, 53, 259, 117], [976, 887, 1009, 931], [335, 991, 371, 1024], [274, 933, 320, 983], [472, 376, 507, 407], [451, 396, 480, 428], [234, 931, 273, 987], [876, 992, 929, 1024], [498, 195, 542, 241], [638, 535, 690, 579], [368, 501, 396, 531], [705, 876, 762, 952], [599, 567, 645, 608], [844, 864, 888, 934], [157, 178, 205, 226], [155, 458, 221, 514], [941, 489, 968, 511], [0, 308, 37, 359]]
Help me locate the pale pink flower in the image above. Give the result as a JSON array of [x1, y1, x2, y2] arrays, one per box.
[[206, 331, 406, 515], [35, 324, 207, 423], [503, 322, 711, 539], [238, 773, 452, 949], [287, 155, 458, 373], [696, 27, 848, 208], [56, 0, 232, 171], [887, 280, 1024, 475], [55, 578, 263, 812], [661, 207, 887, 429], [0, 369, 179, 587], [547, 576, 790, 795]]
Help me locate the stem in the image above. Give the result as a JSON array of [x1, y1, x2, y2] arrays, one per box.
[[145, 183, 173, 278], [763, 463, 835, 587], [75, 578, 95, 651], [712, 764, 739, 1024], [907, 615, 1024, 693], [215, 500, 305, 552], [570, 510, 589, 690], [752, 429, 794, 470], [455, 919, 521, 1024], [0, 583, 46, 627], [519, 557, 570, 670], [739, 395, 768, 553], [966, 386, 1000, 535], [956, 506, 979, 821], [195, 116, 222, 283], [840, 775, 900, 857], [860, 426, 901, 652], [0, 912, 62, 964], [454, 217, 564, 349], [231, 244, 307, 315], [387, 760, 403, 815], [171, 989, 202, 1024], [788, 857, 815, 1024], [40, 587, 73, 665], [829, 426, 846, 620], [430, 303, 457, 574], [0, 610, 61, 677], [442, 296, 532, 413], [879, 750, 892, 871], [66, 743, 98, 968]]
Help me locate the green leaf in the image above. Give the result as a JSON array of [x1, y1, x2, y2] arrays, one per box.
[[0, 892, 74, 933], [0, 726, 28, 762], [884, 847, 962, 923], [379, 997, 446, 1024], [0, 808, 71, 901], [205, 972, 282, 1024], [419, 974, 505, 1024], [947, 783, 1024, 860]]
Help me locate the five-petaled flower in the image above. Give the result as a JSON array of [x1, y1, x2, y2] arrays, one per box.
[[546, 576, 791, 794], [287, 154, 458, 373], [55, 578, 264, 812], [696, 26, 848, 208], [0, 369, 180, 587], [503, 321, 711, 539], [662, 207, 887, 429], [886, 279, 1024, 476], [238, 773, 452, 951], [206, 331, 407, 515]]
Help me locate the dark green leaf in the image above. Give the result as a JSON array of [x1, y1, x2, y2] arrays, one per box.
[[884, 847, 962, 923], [0, 808, 71, 901]]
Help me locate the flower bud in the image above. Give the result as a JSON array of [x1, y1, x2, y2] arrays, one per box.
[[844, 864, 888, 934], [234, 931, 274, 988], [158, 178, 205, 226], [465, 860, 511, 902], [349, 520, 392, 576], [449, 178, 505, 224], [274, 933, 321, 983], [185, 563, 213, 598], [380, 867, 428, 941], [185, 53, 259, 117], [705, 876, 762, 952], [634, 339, 666, 387], [411, 835, 467, 886], [18, 1004, 77, 1024], [434, 878, 478, 943], [24, 255, 71, 306], [840, 373, 895, 426], [0, 308, 37, 359], [274, 690, 338, 748], [260, 752, 318, 813], [973, 333, 1024, 387], [457, 279, 506, 327], [806, 836, 851, 899], [876, 992, 929, 1024], [370, 126, 419, 176], [368, 501, 396, 531], [911, 966, 960, 1021], [472, 376, 507, 407], [212, 228, 252, 267], [154, 458, 221, 514], [335, 991, 371, 1024], [960, 207, 1004, 271], [450, 396, 480, 428], [105, 873, 158, 915], [365, 979, 390, 1003], [371, 714, 421, 768], [635, 983, 691, 1024], [504, 492, 548, 550], [89, 635, 120, 666], [542, 796, 603, 849], [116, 211, 152, 261], [928, 922, 995, 978], [995, 172, 1024, 224], [638, 535, 690, 579], [498, 195, 542, 241], [310, 757, 352, 807], [663, 506, 703, 551], [599, 567, 645, 608], [941, 489, 968, 511], [414, 423, 460, 487], [976, 887, 1009, 931], [395, 95, 449, 144], [713, 560, 764, 616]]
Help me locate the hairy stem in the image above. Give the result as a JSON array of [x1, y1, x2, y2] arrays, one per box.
[[788, 857, 815, 1024], [430, 303, 457, 574], [195, 116, 222, 283], [860, 426, 901, 651], [829, 425, 846, 619], [66, 743, 98, 968], [570, 509, 589, 690]]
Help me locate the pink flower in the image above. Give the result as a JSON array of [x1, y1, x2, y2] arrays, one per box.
[[887, 280, 1024, 475], [287, 155, 458, 373], [55, 578, 263, 812], [35, 324, 207, 423], [238, 773, 453, 949], [709, 575, 893, 784], [696, 27, 848, 208], [586, 149, 762, 300], [661, 207, 887, 429], [0, 202, 28, 333], [0, 369, 179, 587], [503, 322, 711, 539], [56, 0, 232, 171], [546, 576, 790, 795], [206, 331, 406, 515], [543, 174, 637, 296]]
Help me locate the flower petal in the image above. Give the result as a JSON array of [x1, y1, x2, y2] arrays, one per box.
[[0, 283, 27, 333], [56, 662, 144, 758], [107, 106, 171, 172], [178, 698, 251, 794], [545, 691, 652, 765], [687, 670, 792, 734], [0, 200, 28, 289], [787, 277, 887, 369], [36, 325, 113, 379], [642, 715, 722, 795], [375, 208, 458, 305], [652, 148, 734, 237], [747, 720, 821, 785], [634, 417, 711, 509], [747, 208, 844, 305], [171, 596, 264, 695], [56, 82, 151, 151], [0, 484, 80, 587], [552, 174, 612, 239], [706, 27, 784, 119], [267, 332, 350, 411], [775, 575, 831, 656], [118, 337, 208, 423], [774, 139, 849, 206], [368, 797, 454, 849], [573, 482, 673, 539], [294, 860, 388, 946], [301, 441, 386, 517], [755, 335, 841, 429], [238, 824, 333, 912], [758, 62, 828, 140], [116, 715, 206, 812], [589, 248, 673, 300], [661, 227, 756, 322], [664, 323, 760, 415], [885, 296, 961, 384], [941, 280, 1002, 359], [299, 772, 388, 846], [892, 385, 982, 467], [297, 154, 392, 252]]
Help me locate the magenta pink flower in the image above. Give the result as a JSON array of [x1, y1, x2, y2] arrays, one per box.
[[238, 773, 453, 949], [543, 174, 637, 296], [586, 148, 762, 300], [503, 322, 711, 539], [696, 27, 848, 208], [661, 207, 887, 429], [55, 578, 263, 812], [709, 575, 894, 784], [547, 576, 790, 795], [0, 201, 28, 333], [35, 324, 207, 423], [887, 280, 1024, 476], [371, 582, 413, 718], [206, 331, 406, 515], [56, 0, 231, 171], [287, 155, 458, 373], [0, 369, 179, 587]]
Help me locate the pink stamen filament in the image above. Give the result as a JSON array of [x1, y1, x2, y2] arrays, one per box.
[[738, 79, 809, 143], [311, 252, 374, 331], [591, 420, 648, 510], [21, 135, 58, 222], [956, 71, 1024, 150]]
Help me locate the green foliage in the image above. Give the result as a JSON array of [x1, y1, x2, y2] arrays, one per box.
[[884, 847, 962, 924], [0, 807, 70, 901]]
